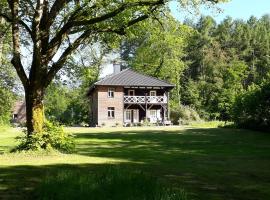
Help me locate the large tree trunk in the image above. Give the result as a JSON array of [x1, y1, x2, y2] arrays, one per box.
[[25, 85, 45, 136]]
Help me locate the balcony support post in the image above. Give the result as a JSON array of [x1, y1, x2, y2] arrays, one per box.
[[145, 92, 148, 120]]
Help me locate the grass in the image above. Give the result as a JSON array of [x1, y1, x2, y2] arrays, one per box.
[[36, 166, 187, 200], [0, 125, 270, 200]]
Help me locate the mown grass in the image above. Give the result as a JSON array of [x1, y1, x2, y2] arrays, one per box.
[[0, 126, 22, 154], [0, 125, 270, 200], [36, 166, 187, 200]]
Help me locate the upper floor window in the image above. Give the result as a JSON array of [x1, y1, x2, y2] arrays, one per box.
[[128, 90, 135, 96], [150, 90, 156, 96], [108, 107, 115, 118], [108, 88, 115, 98]]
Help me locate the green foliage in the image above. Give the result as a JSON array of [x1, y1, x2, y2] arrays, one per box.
[[36, 166, 187, 200], [181, 15, 270, 123], [0, 87, 14, 125], [14, 121, 75, 153], [45, 83, 89, 125], [122, 15, 194, 105], [0, 14, 17, 125], [232, 81, 270, 131], [170, 105, 201, 125], [121, 14, 270, 130]]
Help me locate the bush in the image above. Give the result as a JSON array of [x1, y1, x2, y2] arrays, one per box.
[[35, 166, 188, 200], [170, 105, 201, 125], [232, 82, 270, 131], [14, 121, 75, 153], [0, 87, 14, 125], [141, 118, 152, 126]]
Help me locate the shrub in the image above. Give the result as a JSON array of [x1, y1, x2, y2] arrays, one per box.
[[232, 82, 270, 131], [171, 105, 201, 125], [0, 87, 14, 125], [14, 121, 75, 153], [35, 166, 188, 200], [141, 118, 152, 126]]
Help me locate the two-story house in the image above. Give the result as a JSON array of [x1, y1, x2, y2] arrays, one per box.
[[87, 65, 174, 127]]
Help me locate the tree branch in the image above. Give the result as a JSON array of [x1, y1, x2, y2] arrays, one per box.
[[46, 0, 164, 65], [71, 0, 164, 27], [7, 0, 29, 88], [0, 12, 33, 39], [48, 0, 74, 28], [45, 30, 92, 86]]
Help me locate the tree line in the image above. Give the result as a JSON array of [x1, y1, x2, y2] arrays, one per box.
[[120, 14, 270, 131]]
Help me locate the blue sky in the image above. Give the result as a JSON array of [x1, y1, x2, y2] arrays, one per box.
[[170, 0, 270, 23]]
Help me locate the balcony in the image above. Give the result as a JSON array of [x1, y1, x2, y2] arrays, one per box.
[[124, 96, 167, 104]]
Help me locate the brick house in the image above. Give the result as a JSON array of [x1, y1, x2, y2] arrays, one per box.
[[87, 66, 174, 127]]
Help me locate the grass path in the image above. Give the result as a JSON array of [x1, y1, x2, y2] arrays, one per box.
[[0, 126, 270, 200]]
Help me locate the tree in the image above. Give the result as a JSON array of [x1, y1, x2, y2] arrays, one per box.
[[121, 15, 195, 105], [0, 0, 224, 135], [232, 81, 270, 131], [45, 47, 105, 125], [0, 1, 17, 125]]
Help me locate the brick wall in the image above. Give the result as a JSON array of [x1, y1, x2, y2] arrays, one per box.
[[97, 86, 124, 126]]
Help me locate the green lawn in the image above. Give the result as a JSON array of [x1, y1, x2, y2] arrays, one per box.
[[0, 126, 270, 200]]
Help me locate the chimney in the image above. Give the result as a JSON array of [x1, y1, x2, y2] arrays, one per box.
[[113, 62, 121, 74]]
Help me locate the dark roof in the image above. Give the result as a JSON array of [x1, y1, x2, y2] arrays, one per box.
[[88, 68, 174, 95]]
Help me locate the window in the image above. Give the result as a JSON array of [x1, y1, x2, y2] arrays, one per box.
[[108, 88, 115, 98], [126, 110, 131, 121], [150, 90, 156, 96], [13, 114, 18, 119], [108, 107, 115, 118], [128, 90, 135, 96], [150, 110, 157, 118]]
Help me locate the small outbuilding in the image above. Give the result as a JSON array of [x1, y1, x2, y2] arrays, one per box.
[[12, 101, 26, 124]]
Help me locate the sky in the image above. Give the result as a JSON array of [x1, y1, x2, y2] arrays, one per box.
[[170, 0, 270, 23]]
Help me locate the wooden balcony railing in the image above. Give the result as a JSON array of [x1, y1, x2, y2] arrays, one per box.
[[124, 96, 167, 104]]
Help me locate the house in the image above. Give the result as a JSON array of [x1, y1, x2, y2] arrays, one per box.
[[87, 65, 174, 127], [12, 101, 26, 124]]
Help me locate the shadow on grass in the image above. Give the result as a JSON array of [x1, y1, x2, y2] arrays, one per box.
[[74, 128, 270, 165], [0, 128, 270, 200], [0, 164, 188, 200]]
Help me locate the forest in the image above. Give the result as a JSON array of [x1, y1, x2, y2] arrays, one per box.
[[0, 7, 269, 132]]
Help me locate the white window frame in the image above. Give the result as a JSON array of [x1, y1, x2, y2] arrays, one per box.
[[133, 109, 139, 123], [150, 90, 156, 96], [124, 109, 139, 123], [108, 88, 115, 98], [125, 110, 131, 121], [108, 107, 115, 118], [150, 110, 157, 118]]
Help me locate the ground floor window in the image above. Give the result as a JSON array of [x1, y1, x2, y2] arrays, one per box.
[[148, 109, 161, 123], [108, 107, 115, 118], [124, 109, 139, 123], [150, 110, 157, 118], [126, 110, 131, 121]]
